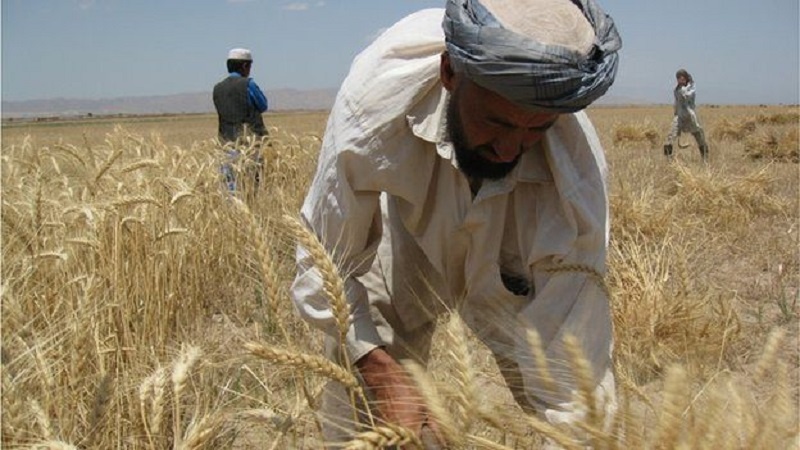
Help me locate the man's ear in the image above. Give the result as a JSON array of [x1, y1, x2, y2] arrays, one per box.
[[440, 51, 457, 91]]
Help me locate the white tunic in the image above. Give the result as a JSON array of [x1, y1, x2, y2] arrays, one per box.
[[291, 8, 614, 412]]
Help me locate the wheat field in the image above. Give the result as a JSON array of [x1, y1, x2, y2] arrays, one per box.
[[2, 105, 798, 449]]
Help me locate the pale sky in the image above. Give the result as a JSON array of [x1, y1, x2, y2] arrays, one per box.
[[2, 0, 799, 105]]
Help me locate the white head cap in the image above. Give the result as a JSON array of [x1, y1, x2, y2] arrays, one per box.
[[227, 48, 253, 61], [481, 0, 595, 55]]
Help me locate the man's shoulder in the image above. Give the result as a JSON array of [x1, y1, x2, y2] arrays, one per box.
[[319, 9, 446, 157]]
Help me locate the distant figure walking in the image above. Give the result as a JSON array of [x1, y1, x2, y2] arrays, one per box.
[[213, 48, 269, 193], [663, 69, 708, 162]]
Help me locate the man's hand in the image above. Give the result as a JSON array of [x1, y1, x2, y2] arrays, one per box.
[[356, 348, 445, 448]]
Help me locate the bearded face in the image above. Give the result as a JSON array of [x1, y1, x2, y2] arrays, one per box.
[[444, 78, 558, 182], [446, 91, 521, 181]]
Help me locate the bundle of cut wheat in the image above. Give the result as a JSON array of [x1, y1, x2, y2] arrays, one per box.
[[613, 122, 659, 147]]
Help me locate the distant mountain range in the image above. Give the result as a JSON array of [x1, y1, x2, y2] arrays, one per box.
[[1, 88, 340, 119], [1, 88, 650, 120]]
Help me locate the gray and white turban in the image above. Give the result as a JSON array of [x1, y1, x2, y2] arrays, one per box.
[[443, 0, 622, 112]]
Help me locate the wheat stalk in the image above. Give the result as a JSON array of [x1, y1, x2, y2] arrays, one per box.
[[86, 372, 113, 445], [543, 263, 610, 299], [33, 169, 43, 258]]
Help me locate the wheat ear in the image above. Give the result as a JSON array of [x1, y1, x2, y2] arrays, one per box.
[[138, 371, 155, 447], [403, 360, 462, 447], [230, 199, 288, 341], [93, 148, 123, 185], [112, 195, 161, 209], [343, 424, 422, 450], [29, 399, 53, 441], [172, 345, 202, 449], [244, 342, 359, 389], [563, 334, 604, 439], [282, 215, 351, 345], [442, 315, 477, 429], [120, 159, 161, 173], [282, 214, 362, 424], [525, 328, 559, 397], [464, 434, 516, 450], [652, 365, 689, 449], [749, 361, 797, 450], [180, 414, 224, 450], [150, 367, 168, 443], [512, 411, 583, 450], [26, 441, 80, 450], [752, 328, 785, 382]]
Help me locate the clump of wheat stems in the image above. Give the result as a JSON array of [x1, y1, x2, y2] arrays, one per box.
[[2, 114, 797, 449], [744, 127, 799, 162], [756, 110, 800, 125], [712, 117, 757, 140], [666, 163, 788, 228]]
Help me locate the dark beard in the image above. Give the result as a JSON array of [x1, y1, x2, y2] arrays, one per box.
[[447, 94, 520, 181]]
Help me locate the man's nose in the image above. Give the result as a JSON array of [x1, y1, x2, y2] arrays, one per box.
[[493, 130, 538, 162]]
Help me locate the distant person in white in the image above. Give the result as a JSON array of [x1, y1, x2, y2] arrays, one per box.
[[290, 0, 622, 446], [663, 68, 708, 162]]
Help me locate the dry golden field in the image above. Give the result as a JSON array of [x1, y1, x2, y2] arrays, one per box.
[[2, 105, 798, 449]]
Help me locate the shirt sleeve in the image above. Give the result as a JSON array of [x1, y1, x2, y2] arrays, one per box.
[[290, 110, 385, 362], [247, 79, 268, 113]]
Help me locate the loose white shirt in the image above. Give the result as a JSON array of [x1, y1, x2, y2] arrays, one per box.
[[291, 9, 613, 400]]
